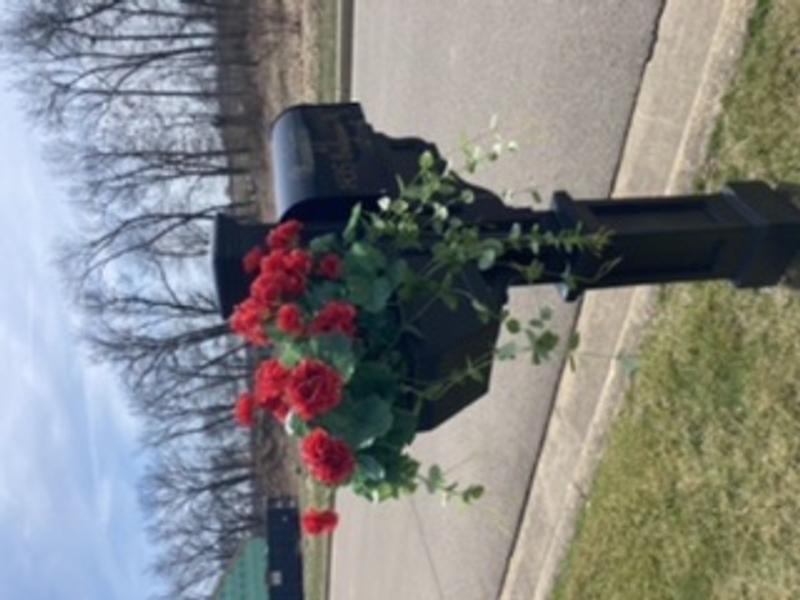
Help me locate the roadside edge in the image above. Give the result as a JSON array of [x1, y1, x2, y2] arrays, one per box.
[[498, 1, 756, 598]]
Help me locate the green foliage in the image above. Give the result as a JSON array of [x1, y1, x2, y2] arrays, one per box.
[[317, 394, 394, 449], [275, 124, 613, 509], [309, 334, 357, 381]]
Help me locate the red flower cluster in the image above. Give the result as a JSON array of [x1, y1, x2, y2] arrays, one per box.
[[234, 392, 255, 427], [301, 429, 355, 486], [242, 246, 264, 275], [276, 303, 304, 336], [302, 509, 339, 536], [287, 359, 344, 421], [310, 301, 358, 338], [250, 248, 313, 307], [230, 298, 270, 347], [254, 359, 291, 421], [268, 220, 303, 250]]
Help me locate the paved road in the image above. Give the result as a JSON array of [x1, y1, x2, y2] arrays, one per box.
[[332, 2, 665, 599]]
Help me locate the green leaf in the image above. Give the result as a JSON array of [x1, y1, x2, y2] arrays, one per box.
[[309, 334, 357, 381], [522, 260, 544, 282], [419, 150, 435, 171], [347, 275, 393, 313], [382, 408, 418, 449], [495, 341, 517, 361], [357, 454, 386, 481], [306, 280, 342, 310], [478, 248, 497, 271], [388, 258, 410, 288], [534, 331, 560, 364], [460, 189, 475, 204], [465, 356, 484, 383], [506, 318, 521, 334], [441, 289, 459, 311], [317, 395, 394, 449], [463, 485, 485, 504], [344, 203, 363, 242], [280, 340, 305, 367], [284, 412, 311, 438], [348, 362, 399, 400], [349, 241, 387, 272], [568, 331, 581, 352], [309, 233, 338, 255], [426, 465, 444, 492]]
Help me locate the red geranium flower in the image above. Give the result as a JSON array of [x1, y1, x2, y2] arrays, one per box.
[[301, 429, 355, 486], [234, 392, 255, 427], [277, 304, 304, 336], [317, 253, 343, 280], [272, 402, 290, 424], [254, 248, 309, 300], [260, 248, 289, 274], [230, 298, 269, 346], [268, 220, 303, 250], [285, 249, 313, 275], [309, 301, 358, 338], [254, 359, 290, 412], [242, 246, 264, 275], [250, 272, 285, 308], [302, 509, 339, 535], [286, 359, 344, 421], [281, 272, 307, 297]]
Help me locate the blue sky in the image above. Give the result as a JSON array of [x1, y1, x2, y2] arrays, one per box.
[[0, 77, 159, 598]]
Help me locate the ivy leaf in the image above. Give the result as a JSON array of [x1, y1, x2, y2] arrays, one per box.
[[344, 203, 363, 243], [426, 465, 444, 493], [568, 331, 581, 352], [419, 150, 435, 171], [533, 331, 560, 364], [478, 239, 505, 271], [462, 485, 485, 504], [357, 454, 386, 482], [460, 189, 475, 204], [495, 341, 517, 361], [478, 248, 497, 271]]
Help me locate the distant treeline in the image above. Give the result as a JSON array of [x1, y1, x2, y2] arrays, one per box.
[[1, 1, 291, 597]]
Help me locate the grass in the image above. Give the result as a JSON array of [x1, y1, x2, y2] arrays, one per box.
[[300, 477, 335, 600], [552, 1, 800, 598], [294, 5, 342, 598], [310, 0, 342, 102]]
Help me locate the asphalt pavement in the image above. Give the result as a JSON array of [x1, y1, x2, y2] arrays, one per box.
[[331, 2, 665, 599]]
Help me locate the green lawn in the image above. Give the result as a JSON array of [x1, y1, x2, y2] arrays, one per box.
[[298, 5, 342, 598], [300, 477, 335, 600], [553, 1, 800, 598]]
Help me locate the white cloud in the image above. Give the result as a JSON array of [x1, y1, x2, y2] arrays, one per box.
[[0, 75, 157, 600]]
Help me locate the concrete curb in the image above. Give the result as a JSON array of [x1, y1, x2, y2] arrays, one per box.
[[499, 1, 756, 598]]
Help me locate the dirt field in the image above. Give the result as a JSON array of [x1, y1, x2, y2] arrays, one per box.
[[217, 0, 332, 223], [215, 0, 342, 501]]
